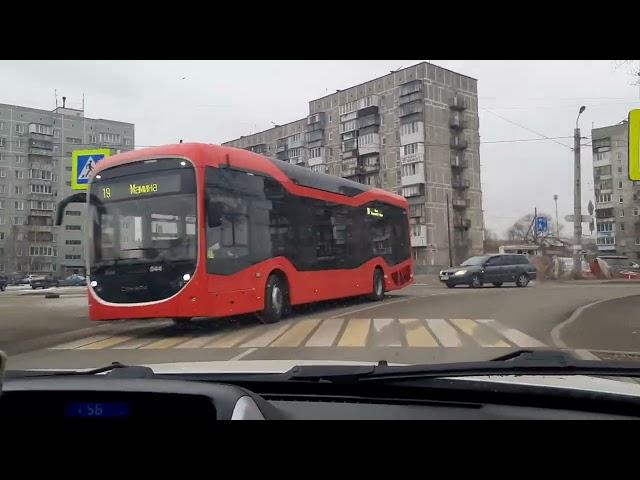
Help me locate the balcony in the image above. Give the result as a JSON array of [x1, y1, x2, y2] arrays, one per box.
[[307, 112, 326, 127], [357, 134, 380, 155], [402, 184, 424, 198], [452, 177, 470, 189], [452, 196, 469, 209], [450, 153, 468, 169], [449, 93, 468, 110], [399, 101, 424, 117], [341, 138, 358, 153], [399, 91, 423, 105], [342, 169, 358, 179], [308, 153, 326, 167], [410, 225, 427, 247], [400, 152, 425, 165], [454, 217, 472, 230], [29, 148, 53, 157], [306, 129, 324, 143], [595, 201, 613, 209], [401, 164, 426, 187], [450, 137, 468, 150], [357, 114, 380, 130], [400, 80, 422, 97], [598, 174, 612, 180], [449, 113, 466, 130], [357, 95, 380, 110]]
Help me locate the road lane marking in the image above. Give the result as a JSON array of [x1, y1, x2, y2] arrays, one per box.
[[426, 319, 462, 347], [112, 337, 161, 349], [239, 323, 292, 348], [372, 318, 402, 347], [271, 319, 321, 347], [305, 318, 345, 347], [140, 336, 192, 349], [477, 319, 545, 347], [230, 348, 258, 361], [450, 318, 510, 347], [174, 334, 227, 349], [327, 297, 411, 320], [77, 336, 132, 350], [205, 326, 264, 348], [338, 318, 370, 347], [399, 319, 438, 347], [50, 335, 111, 350]]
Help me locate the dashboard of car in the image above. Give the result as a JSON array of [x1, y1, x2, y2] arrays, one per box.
[[1, 375, 639, 423]]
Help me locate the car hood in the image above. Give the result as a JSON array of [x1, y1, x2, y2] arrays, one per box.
[[441, 265, 481, 274]]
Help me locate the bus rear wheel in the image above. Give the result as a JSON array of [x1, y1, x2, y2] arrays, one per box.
[[369, 268, 385, 301], [257, 274, 289, 324]]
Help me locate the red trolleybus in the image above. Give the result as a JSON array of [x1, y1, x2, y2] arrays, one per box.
[[56, 143, 413, 323]]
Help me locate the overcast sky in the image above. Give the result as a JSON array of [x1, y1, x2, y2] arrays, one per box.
[[1, 60, 639, 236]]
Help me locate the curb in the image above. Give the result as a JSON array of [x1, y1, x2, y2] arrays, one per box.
[[551, 293, 640, 349]]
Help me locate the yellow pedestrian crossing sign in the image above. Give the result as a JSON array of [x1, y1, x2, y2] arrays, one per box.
[[71, 149, 110, 190], [629, 109, 640, 181]]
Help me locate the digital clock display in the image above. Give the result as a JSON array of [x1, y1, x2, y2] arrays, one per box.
[[65, 402, 130, 418]]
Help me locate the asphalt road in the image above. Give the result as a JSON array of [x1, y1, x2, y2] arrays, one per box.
[[2, 281, 640, 370]]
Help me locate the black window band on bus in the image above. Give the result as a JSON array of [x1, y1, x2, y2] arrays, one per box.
[[264, 157, 372, 197], [204, 167, 410, 276]]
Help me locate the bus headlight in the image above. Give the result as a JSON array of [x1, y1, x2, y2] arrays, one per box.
[[183, 273, 191, 281], [90, 280, 98, 287]]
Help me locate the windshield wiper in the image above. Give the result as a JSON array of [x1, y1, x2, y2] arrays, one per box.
[[6, 362, 155, 379], [283, 350, 640, 384]]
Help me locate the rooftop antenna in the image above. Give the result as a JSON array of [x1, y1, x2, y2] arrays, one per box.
[[82, 93, 85, 111], [54, 89, 58, 109]]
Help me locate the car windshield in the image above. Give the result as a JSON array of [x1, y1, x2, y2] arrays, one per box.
[[461, 256, 489, 266], [2, 60, 640, 386]]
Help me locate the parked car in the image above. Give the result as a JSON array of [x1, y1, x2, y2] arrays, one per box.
[[58, 274, 87, 286], [0, 275, 7, 292], [439, 254, 537, 288], [29, 275, 60, 289]]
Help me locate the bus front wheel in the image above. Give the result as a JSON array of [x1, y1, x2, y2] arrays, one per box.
[[369, 268, 385, 301], [257, 274, 289, 324]]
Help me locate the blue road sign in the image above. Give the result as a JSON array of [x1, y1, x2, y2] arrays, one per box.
[[71, 149, 110, 190], [536, 216, 548, 234]]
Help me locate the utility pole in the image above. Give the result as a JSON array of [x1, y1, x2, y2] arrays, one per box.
[[573, 106, 586, 278], [554, 194, 559, 238], [446, 193, 453, 267], [533, 207, 538, 244]]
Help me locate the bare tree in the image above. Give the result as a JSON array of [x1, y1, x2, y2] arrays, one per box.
[[506, 213, 557, 242]]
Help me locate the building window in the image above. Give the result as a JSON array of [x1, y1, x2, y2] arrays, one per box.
[[0, 168, 5, 178], [65, 225, 81, 231], [0, 216, 4, 225], [636, 238, 640, 246], [0, 232, 4, 240], [15, 186, 23, 195], [15, 156, 24, 164], [619, 196, 624, 203], [618, 181, 623, 189], [621, 223, 625, 231], [634, 208, 639, 217], [29, 246, 54, 257], [65, 210, 82, 216], [99, 132, 121, 144], [0, 200, 4, 209], [309, 147, 322, 158], [618, 166, 623, 173], [14, 200, 24, 210], [598, 193, 612, 203], [13, 216, 25, 226], [65, 240, 82, 245], [620, 209, 625, 217], [65, 137, 82, 144], [65, 254, 82, 260], [0, 138, 5, 148], [87, 134, 97, 144], [15, 124, 25, 135], [30, 184, 53, 194], [15, 170, 24, 179]]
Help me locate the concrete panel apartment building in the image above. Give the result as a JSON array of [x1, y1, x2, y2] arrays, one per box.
[[223, 62, 484, 268], [0, 101, 134, 277], [592, 121, 640, 259]]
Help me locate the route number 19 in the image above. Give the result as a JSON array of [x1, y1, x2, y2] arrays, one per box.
[[102, 187, 111, 199]]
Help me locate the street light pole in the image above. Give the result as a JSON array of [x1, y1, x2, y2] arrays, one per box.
[[554, 194, 559, 238], [573, 106, 586, 278]]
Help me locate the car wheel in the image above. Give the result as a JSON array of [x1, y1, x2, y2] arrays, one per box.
[[0, 285, 5, 292], [446, 282, 456, 289], [369, 268, 385, 301], [31, 286, 36, 290], [516, 274, 529, 287], [256, 274, 289, 324], [493, 282, 503, 287], [470, 274, 483, 288]]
